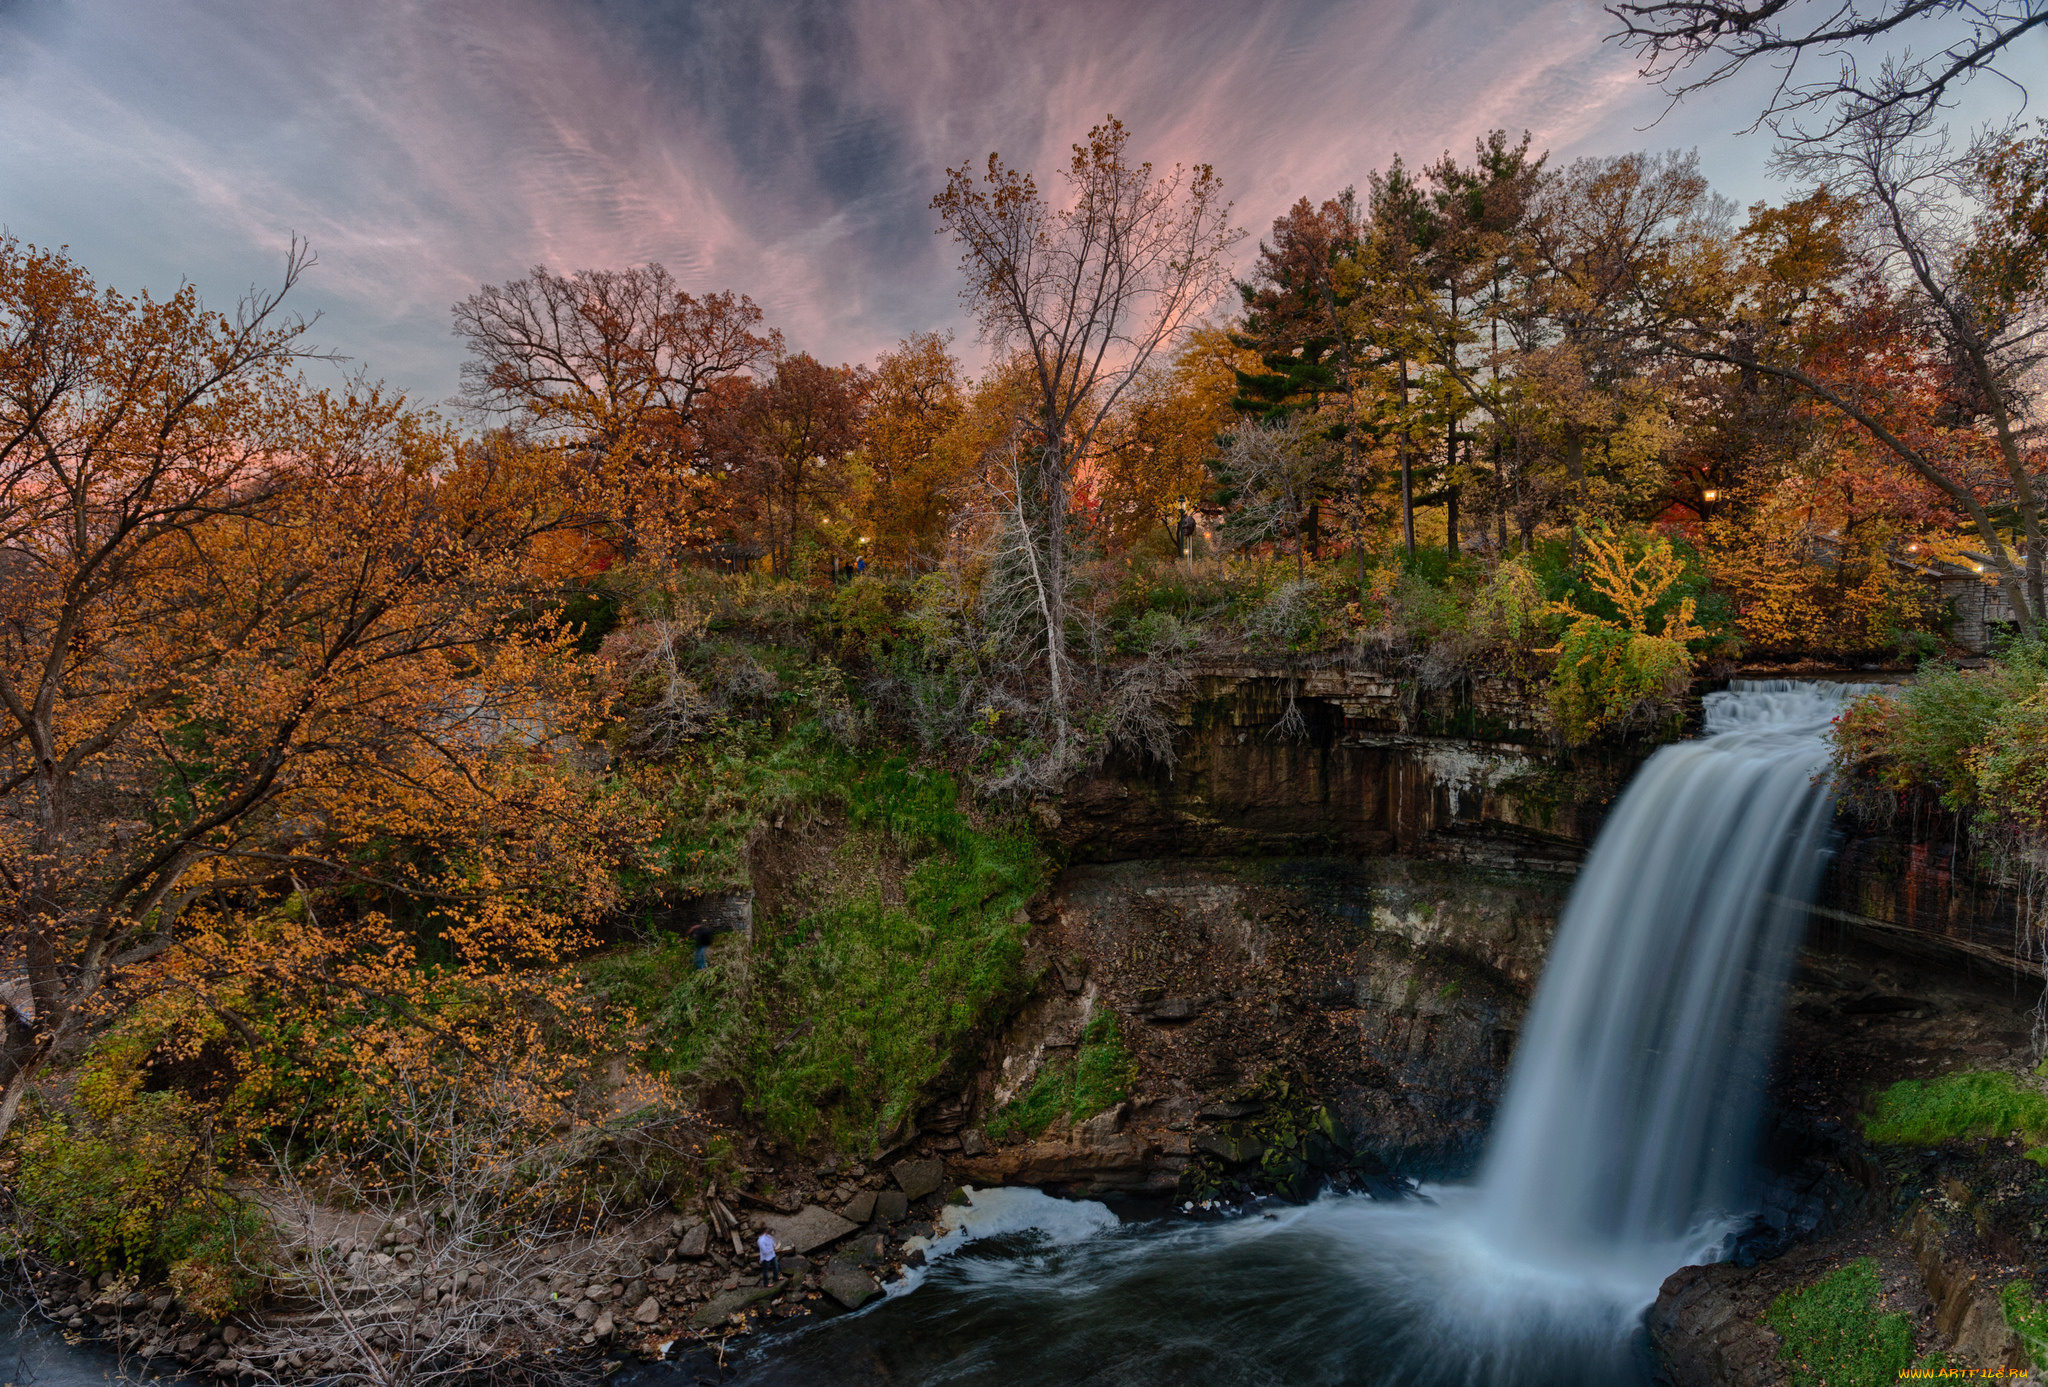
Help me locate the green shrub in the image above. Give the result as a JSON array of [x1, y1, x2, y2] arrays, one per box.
[[6, 1088, 270, 1312], [818, 576, 911, 658], [1974, 685, 2048, 831], [1764, 1258, 1914, 1387], [164, 1203, 272, 1319], [1545, 617, 1694, 746], [1862, 1069, 2048, 1147], [1830, 642, 2048, 814]]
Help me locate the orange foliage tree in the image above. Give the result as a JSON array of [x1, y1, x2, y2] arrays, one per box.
[[452, 263, 780, 556], [1092, 327, 1252, 553], [0, 241, 643, 1138], [858, 332, 967, 570]]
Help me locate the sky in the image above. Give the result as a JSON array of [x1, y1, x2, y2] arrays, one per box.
[[0, 0, 2033, 409]]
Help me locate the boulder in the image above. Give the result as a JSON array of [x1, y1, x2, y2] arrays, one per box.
[[892, 1158, 946, 1200], [840, 1190, 878, 1224], [1078, 1103, 1127, 1145], [592, 1311, 615, 1340], [873, 1190, 909, 1222], [820, 1268, 879, 1310], [632, 1297, 660, 1325], [950, 1132, 1171, 1194], [677, 1224, 709, 1259], [687, 1284, 781, 1330], [1145, 996, 1204, 1022], [959, 1130, 987, 1157], [650, 1264, 677, 1285], [1195, 1132, 1267, 1165], [760, 1204, 859, 1255]]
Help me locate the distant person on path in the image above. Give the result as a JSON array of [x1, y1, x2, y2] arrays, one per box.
[[688, 921, 716, 970], [757, 1228, 782, 1285]]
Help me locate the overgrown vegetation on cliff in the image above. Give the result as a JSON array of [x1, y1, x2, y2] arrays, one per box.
[[1831, 642, 2048, 833], [591, 749, 1047, 1151]]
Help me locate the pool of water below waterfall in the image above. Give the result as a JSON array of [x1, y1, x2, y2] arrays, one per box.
[[643, 1184, 1711, 1387]]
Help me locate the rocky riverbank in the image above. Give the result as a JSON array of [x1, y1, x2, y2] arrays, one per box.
[[7, 1155, 981, 1378]]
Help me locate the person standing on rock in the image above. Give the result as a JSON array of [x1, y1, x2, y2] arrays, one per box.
[[688, 921, 716, 970], [757, 1228, 783, 1286]]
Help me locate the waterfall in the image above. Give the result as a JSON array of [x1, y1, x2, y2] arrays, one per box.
[[1474, 680, 1855, 1285]]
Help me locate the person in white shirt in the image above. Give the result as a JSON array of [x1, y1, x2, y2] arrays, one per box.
[[756, 1229, 782, 1286]]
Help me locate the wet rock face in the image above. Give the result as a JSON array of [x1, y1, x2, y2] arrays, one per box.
[[969, 857, 1570, 1189]]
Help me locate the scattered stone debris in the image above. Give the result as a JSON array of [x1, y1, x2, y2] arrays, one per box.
[[5, 1145, 974, 1377]]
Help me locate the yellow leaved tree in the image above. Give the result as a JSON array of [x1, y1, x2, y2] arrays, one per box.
[[1546, 529, 1712, 745]]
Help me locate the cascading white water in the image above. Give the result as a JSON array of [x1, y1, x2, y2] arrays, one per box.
[[1475, 680, 1855, 1290]]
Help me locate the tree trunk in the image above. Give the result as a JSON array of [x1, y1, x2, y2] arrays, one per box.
[[0, 1039, 42, 1143], [1493, 439, 1508, 554], [1445, 424, 1459, 561], [1041, 439, 1070, 738], [1399, 359, 1415, 560]]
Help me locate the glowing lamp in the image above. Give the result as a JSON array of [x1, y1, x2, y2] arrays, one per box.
[[1701, 489, 1719, 503]]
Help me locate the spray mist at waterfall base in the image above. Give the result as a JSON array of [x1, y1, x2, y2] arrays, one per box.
[[693, 684, 1854, 1384]]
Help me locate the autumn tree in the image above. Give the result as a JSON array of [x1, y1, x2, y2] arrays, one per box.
[[1217, 415, 1341, 579], [1509, 150, 1727, 534], [705, 352, 870, 575], [1663, 118, 2048, 631], [933, 116, 1240, 735], [1419, 131, 1548, 554], [1230, 193, 1374, 562], [860, 332, 966, 569], [0, 242, 623, 1138], [451, 263, 780, 550], [1094, 327, 1251, 554]]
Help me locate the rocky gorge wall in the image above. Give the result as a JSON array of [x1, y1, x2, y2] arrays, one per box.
[[959, 666, 1614, 1196], [954, 664, 2048, 1217]]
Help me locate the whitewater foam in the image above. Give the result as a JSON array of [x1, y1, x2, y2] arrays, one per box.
[[888, 1185, 1120, 1296]]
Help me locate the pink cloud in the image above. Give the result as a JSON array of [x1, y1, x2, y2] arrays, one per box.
[[0, 0, 1793, 403]]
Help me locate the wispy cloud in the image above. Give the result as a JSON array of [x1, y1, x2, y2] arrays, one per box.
[[0, 0, 1782, 403]]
